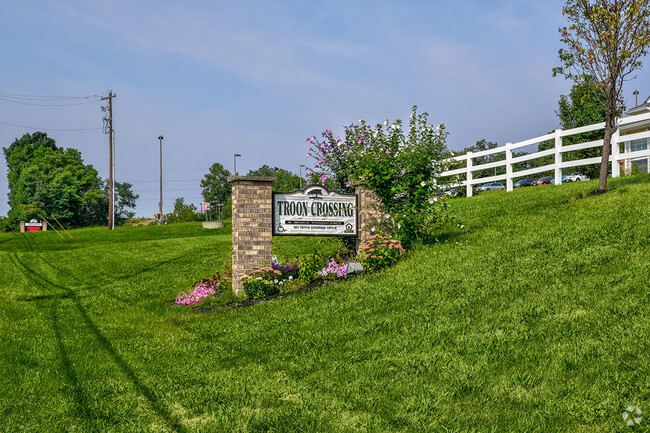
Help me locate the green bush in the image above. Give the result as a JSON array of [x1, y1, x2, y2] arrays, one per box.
[[240, 266, 282, 299], [358, 234, 406, 272], [298, 253, 322, 286]]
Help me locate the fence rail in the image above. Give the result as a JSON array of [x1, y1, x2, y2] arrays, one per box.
[[440, 112, 650, 197]]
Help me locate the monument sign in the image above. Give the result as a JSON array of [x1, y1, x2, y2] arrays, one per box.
[[273, 185, 357, 236]]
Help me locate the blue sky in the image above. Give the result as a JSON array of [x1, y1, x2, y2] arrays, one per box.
[[1, 0, 648, 218]]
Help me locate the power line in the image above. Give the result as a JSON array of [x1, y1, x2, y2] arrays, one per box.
[[0, 120, 102, 132], [0, 91, 107, 100], [0, 96, 101, 107]]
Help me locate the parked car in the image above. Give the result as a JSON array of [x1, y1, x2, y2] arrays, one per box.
[[513, 179, 536, 188], [536, 177, 553, 185], [476, 182, 505, 192], [564, 172, 590, 182]]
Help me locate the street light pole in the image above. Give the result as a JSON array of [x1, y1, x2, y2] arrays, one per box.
[[234, 153, 241, 176], [158, 135, 164, 222], [299, 164, 305, 189]]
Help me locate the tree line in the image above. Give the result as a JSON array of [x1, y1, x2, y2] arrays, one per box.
[[1, 132, 137, 232]]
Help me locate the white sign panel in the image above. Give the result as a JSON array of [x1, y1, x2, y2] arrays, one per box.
[[273, 185, 357, 236]]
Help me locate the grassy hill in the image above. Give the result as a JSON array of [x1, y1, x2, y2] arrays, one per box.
[[1, 175, 649, 432]]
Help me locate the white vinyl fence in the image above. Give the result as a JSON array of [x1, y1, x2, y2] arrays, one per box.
[[441, 111, 650, 197]]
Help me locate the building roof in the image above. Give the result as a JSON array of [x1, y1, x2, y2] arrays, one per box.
[[625, 95, 650, 116]]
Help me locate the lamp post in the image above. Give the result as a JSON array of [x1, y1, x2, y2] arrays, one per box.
[[234, 153, 241, 176], [299, 164, 305, 189], [633, 90, 639, 107], [158, 135, 163, 222]]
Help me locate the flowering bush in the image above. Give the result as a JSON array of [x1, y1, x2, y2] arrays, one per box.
[[357, 235, 406, 272], [318, 248, 357, 279], [307, 106, 453, 246], [318, 260, 348, 278], [272, 261, 300, 280], [175, 265, 232, 306], [240, 266, 282, 299]]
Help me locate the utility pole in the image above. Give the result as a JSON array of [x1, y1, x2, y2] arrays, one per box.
[[158, 135, 164, 224], [101, 91, 116, 230]]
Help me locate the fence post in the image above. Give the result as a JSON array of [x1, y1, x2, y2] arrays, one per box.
[[466, 151, 473, 197], [554, 129, 562, 185], [505, 142, 513, 192], [611, 128, 621, 178]]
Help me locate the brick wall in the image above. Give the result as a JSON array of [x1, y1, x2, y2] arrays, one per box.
[[228, 176, 276, 295], [354, 183, 384, 251]]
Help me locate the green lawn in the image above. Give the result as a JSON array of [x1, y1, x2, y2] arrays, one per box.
[[1, 176, 649, 432]]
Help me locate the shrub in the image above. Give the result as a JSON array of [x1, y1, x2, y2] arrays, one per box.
[[240, 266, 282, 299], [307, 106, 453, 246], [175, 264, 232, 306], [357, 235, 406, 272], [272, 260, 300, 280], [318, 248, 356, 279], [298, 254, 322, 286]]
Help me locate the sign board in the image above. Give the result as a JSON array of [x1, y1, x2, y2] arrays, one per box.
[[202, 202, 210, 210], [25, 219, 43, 232], [273, 185, 357, 236]]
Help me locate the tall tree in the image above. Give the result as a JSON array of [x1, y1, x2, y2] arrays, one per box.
[[247, 165, 302, 191], [3, 132, 137, 229], [556, 76, 608, 179], [554, 0, 650, 190], [200, 162, 231, 204]]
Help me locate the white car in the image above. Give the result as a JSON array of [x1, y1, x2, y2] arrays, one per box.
[[564, 173, 590, 182], [475, 182, 505, 192]]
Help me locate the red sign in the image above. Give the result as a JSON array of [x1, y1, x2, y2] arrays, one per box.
[[202, 202, 210, 210]]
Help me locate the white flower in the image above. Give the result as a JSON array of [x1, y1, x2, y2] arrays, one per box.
[[371, 226, 376, 232], [288, 276, 293, 280], [391, 124, 397, 130], [374, 131, 379, 138], [429, 196, 438, 204], [384, 120, 388, 125], [384, 214, 390, 219], [432, 178, 437, 185], [420, 181, 426, 187], [359, 119, 363, 123], [437, 124, 442, 131], [397, 223, 401, 229], [274, 279, 278, 284]]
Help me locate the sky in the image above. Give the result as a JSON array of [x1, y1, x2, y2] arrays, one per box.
[[1, 0, 649, 218]]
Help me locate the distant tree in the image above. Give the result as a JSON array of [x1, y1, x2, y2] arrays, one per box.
[[247, 165, 302, 191], [83, 180, 139, 225], [166, 197, 203, 223], [451, 139, 531, 185], [201, 163, 231, 205], [2, 132, 137, 230], [556, 77, 608, 179], [554, 0, 650, 189]]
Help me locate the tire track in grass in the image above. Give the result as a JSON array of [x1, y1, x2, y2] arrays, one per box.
[[9, 252, 187, 432]]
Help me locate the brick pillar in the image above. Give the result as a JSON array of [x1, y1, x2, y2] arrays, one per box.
[[42, 221, 47, 231], [20, 221, 25, 233], [228, 175, 276, 295], [354, 183, 384, 251]]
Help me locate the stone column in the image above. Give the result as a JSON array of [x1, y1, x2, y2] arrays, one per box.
[[20, 221, 25, 233], [42, 221, 47, 231], [354, 183, 384, 251], [228, 176, 276, 295]]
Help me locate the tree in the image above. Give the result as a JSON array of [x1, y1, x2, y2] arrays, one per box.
[[554, 0, 650, 190], [3, 132, 138, 230], [247, 165, 302, 191], [556, 76, 608, 179], [166, 197, 203, 223], [200, 163, 231, 205]]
